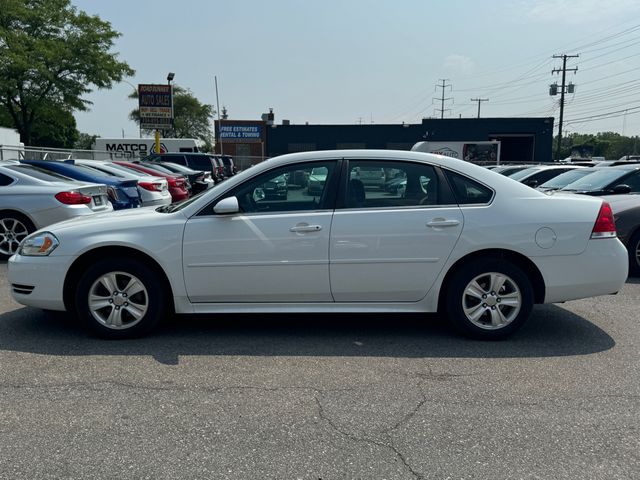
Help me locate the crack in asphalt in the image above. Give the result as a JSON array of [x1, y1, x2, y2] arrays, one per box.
[[313, 393, 424, 480]]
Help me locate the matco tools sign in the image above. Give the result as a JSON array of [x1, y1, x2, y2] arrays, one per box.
[[138, 84, 173, 130]]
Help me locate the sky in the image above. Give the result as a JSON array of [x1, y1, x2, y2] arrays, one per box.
[[72, 0, 640, 139]]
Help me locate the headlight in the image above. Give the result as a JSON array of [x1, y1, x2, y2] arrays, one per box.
[[19, 232, 59, 256]]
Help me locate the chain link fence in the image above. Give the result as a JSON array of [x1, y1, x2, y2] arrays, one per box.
[[0, 145, 116, 161]]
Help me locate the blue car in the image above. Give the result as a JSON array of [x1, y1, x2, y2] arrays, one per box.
[[22, 160, 142, 210]]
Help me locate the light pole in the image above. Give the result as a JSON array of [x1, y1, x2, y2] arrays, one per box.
[[166, 72, 175, 137]]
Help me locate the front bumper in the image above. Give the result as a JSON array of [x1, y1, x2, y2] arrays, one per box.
[[8, 254, 74, 311]]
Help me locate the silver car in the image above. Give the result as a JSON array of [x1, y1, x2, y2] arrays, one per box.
[[72, 159, 172, 207], [0, 161, 111, 259]]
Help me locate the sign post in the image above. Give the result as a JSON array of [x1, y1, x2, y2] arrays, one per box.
[[138, 84, 173, 154]]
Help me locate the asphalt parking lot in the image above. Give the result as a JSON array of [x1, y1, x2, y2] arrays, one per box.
[[0, 261, 638, 480]]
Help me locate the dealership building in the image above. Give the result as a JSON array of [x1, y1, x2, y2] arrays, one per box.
[[214, 116, 554, 166]]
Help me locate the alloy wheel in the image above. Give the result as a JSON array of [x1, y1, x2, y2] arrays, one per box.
[[88, 271, 149, 330], [462, 272, 522, 330], [0, 217, 30, 256]]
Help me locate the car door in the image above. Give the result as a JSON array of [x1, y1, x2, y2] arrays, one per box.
[[329, 159, 464, 302], [182, 160, 339, 303]]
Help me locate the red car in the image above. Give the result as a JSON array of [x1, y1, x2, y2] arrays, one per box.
[[114, 161, 190, 202]]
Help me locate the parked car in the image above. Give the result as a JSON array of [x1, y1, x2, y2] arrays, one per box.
[[491, 165, 534, 176], [143, 153, 225, 183], [604, 194, 640, 276], [350, 166, 386, 189], [71, 160, 171, 207], [21, 160, 142, 210], [215, 155, 237, 176], [508, 165, 584, 188], [559, 164, 640, 196], [0, 161, 110, 259], [9, 150, 627, 340], [537, 168, 597, 192], [137, 161, 213, 195], [113, 161, 190, 202], [307, 166, 329, 195]]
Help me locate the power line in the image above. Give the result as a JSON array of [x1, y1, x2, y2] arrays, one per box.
[[470, 98, 489, 118], [551, 54, 579, 159], [434, 79, 452, 119]]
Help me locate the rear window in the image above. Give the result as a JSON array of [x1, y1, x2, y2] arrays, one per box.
[[539, 169, 594, 189], [509, 167, 542, 181], [445, 170, 494, 204], [188, 156, 214, 170], [6, 164, 75, 182]]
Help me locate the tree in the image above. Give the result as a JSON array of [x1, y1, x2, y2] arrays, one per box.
[[74, 132, 99, 151], [128, 86, 214, 145], [0, 99, 78, 148], [0, 0, 134, 145]]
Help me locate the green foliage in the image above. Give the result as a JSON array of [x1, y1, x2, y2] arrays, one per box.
[[555, 132, 640, 160], [0, 100, 78, 148], [0, 0, 134, 145], [74, 132, 99, 150], [129, 85, 214, 145]]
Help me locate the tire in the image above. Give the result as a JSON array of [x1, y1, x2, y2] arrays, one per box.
[[0, 212, 35, 260], [74, 257, 167, 339], [628, 230, 640, 276], [445, 258, 534, 340]]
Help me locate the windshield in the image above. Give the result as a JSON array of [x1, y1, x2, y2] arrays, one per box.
[[509, 167, 542, 181], [560, 169, 628, 191], [539, 169, 594, 189]]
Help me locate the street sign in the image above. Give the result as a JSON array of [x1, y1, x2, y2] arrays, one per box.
[[138, 84, 173, 130]]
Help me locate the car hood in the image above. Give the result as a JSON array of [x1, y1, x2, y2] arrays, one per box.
[[42, 206, 185, 234]]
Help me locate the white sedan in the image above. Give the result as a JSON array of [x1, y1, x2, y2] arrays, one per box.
[[8, 150, 628, 340]]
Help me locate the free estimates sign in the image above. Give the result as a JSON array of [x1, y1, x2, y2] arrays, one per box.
[[138, 84, 173, 130]]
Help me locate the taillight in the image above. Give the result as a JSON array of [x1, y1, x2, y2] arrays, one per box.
[[591, 201, 617, 239], [138, 181, 163, 192], [55, 191, 91, 205], [107, 186, 119, 202]]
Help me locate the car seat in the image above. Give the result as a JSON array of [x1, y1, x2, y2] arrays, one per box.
[[347, 179, 366, 208]]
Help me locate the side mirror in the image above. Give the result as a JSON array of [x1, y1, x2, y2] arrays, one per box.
[[524, 179, 539, 188], [213, 196, 240, 214], [252, 187, 265, 202], [612, 184, 632, 194]]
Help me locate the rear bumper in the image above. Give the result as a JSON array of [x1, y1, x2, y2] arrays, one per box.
[[533, 238, 629, 303]]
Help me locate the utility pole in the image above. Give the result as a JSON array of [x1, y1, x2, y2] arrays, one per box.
[[551, 54, 578, 159], [434, 79, 452, 119], [470, 98, 489, 118]]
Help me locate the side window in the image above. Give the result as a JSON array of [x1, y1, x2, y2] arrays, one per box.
[[345, 161, 439, 208], [445, 170, 494, 205], [221, 161, 337, 214], [0, 173, 14, 186], [621, 171, 640, 192]]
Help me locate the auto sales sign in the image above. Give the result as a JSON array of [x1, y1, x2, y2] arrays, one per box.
[[138, 84, 173, 130]]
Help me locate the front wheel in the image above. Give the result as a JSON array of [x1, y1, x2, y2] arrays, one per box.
[[445, 259, 534, 340], [74, 258, 167, 339]]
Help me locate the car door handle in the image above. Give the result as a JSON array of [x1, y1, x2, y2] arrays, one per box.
[[426, 218, 460, 228], [290, 224, 322, 233]]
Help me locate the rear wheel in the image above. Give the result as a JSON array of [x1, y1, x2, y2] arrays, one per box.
[[628, 230, 640, 276], [74, 258, 166, 339], [445, 258, 534, 340], [0, 213, 35, 260]]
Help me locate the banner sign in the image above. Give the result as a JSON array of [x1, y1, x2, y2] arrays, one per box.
[[138, 84, 173, 130], [219, 124, 262, 140]]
